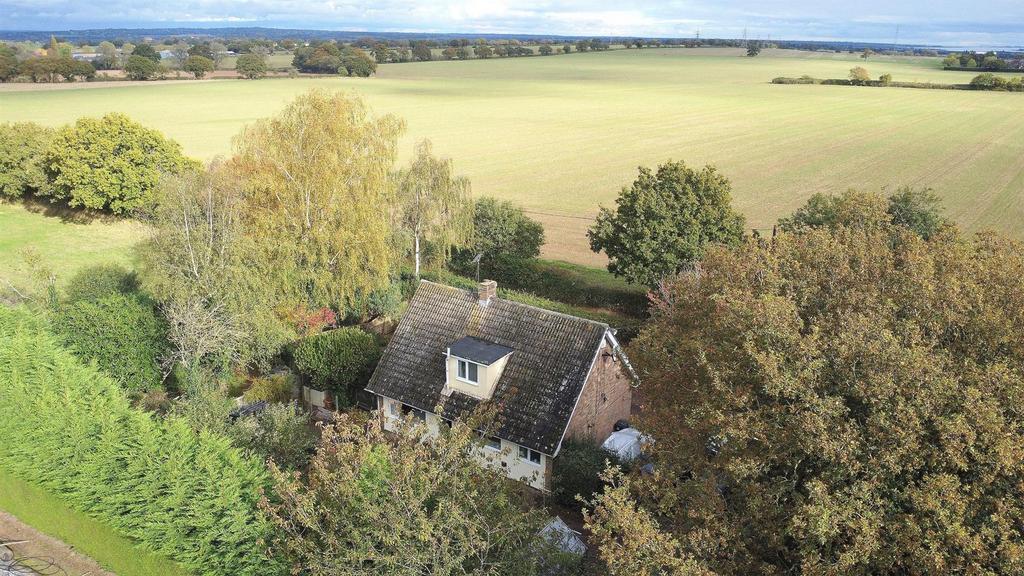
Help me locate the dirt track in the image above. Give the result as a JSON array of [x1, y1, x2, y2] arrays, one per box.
[[0, 510, 114, 576]]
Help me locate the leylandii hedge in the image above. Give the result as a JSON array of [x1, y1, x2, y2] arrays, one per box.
[[0, 307, 284, 576]]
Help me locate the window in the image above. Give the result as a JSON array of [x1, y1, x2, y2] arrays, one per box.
[[456, 359, 479, 384], [485, 436, 501, 451], [518, 446, 542, 465], [401, 404, 426, 422]]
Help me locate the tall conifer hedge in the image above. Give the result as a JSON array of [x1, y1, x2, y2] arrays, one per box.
[[0, 307, 284, 576]]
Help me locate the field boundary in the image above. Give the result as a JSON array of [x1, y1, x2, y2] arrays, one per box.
[[0, 468, 190, 576]]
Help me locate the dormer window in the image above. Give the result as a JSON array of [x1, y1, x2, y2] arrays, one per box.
[[457, 359, 479, 384]]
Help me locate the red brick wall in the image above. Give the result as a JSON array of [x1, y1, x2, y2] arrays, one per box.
[[564, 342, 632, 445]]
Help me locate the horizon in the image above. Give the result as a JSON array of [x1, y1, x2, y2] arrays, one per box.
[[1, 1, 1022, 49]]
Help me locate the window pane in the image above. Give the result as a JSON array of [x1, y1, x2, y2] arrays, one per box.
[[458, 360, 466, 379], [529, 450, 541, 464], [467, 362, 478, 382], [518, 446, 528, 459], [487, 436, 501, 450]]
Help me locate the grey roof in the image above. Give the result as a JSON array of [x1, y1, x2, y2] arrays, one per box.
[[449, 336, 513, 365], [366, 280, 610, 455]]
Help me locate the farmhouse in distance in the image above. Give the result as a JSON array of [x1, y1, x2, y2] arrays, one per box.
[[366, 279, 634, 490]]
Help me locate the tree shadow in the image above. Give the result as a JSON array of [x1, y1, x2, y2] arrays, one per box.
[[16, 196, 124, 225]]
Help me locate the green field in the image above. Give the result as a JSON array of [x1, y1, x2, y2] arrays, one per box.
[[0, 202, 148, 291], [0, 468, 190, 576], [1, 47, 1022, 265]]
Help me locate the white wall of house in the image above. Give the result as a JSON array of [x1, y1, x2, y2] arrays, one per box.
[[378, 395, 550, 491]]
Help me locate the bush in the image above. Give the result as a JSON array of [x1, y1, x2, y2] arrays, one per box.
[[0, 122, 53, 198], [230, 401, 316, 470], [51, 293, 168, 392], [552, 440, 618, 508], [293, 327, 382, 406], [244, 373, 295, 403], [0, 307, 283, 576], [63, 263, 139, 304], [182, 55, 214, 79]]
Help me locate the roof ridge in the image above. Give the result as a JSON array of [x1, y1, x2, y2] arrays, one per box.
[[417, 279, 611, 332]]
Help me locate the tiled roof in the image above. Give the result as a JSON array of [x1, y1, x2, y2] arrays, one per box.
[[366, 280, 610, 455], [448, 336, 513, 365]]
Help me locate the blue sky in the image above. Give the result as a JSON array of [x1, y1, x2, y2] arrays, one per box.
[[1, 1, 1021, 48]]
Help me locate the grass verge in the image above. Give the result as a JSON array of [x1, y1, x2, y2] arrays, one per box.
[[0, 468, 190, 576]]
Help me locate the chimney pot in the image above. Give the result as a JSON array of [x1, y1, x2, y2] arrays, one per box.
[[478, 279, 497, 305]]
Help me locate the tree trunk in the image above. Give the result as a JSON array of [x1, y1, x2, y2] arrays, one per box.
[[414, 234, 421, 278]]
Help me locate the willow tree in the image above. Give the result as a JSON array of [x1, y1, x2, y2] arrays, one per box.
[[232, 90, 405, 312], [394, 139, 474, 277]]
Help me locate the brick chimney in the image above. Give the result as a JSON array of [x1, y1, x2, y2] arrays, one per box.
[[478, 279, 497, 306]]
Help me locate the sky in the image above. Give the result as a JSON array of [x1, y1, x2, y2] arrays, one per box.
[[1, 1, 1022, 48]]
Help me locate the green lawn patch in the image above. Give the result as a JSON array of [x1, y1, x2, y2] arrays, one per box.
[[0, 468, 190, 576]]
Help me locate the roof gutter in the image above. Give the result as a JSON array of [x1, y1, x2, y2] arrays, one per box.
[[605, 330, 640, 388]]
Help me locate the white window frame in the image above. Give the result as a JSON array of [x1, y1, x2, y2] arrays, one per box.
[[456, 358, 480, 385], [518, 446, 542, 466]]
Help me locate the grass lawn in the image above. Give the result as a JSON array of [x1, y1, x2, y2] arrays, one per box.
[[0, 201, 149, 292], [2, 47, 1022, 265], [0, 468, 190, 576]]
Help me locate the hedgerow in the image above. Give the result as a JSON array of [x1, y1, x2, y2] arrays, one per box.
[[0, 307, 285, 576]]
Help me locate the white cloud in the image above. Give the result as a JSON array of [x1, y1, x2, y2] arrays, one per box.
[[0, 0, 1021, 47]]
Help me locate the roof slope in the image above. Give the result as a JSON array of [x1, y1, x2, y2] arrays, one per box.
[[366, 280, 610, 454]]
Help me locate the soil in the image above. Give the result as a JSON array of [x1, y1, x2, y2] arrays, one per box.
[[0, 510, 114, 576]]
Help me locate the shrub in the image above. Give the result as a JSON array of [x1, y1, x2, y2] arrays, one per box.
[[293, 327, 382, 406], [51, 293, 168, 392], [230, 401, 316, 470], [0, 307, 283, 576], [63, 263, 139, 304], [244, 373, 295, 403], [0, 122, 54, 199], [552, 440, 619, 508]]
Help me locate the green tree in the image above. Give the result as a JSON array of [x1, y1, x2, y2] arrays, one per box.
[[778, 187, 948, 239], [232, 90, 405, 314], [539, 44, 554, 56], [236, 53, 268, 79], [394, 139, 474, 277], [0, 122, 54, 198], [0, 44, 20, 81], [187, 42, 215, 61], [411, 41, 432, 61], [612, 210, 1024, 574], [63, 263, 139, 304], [942, 54, 959, 68], [339, 46, 376, 76], [182, 55, 214, 79], [453, 196, 545, 277], [51, 292, 168, 392], [293, 327, 381, 406], [42, 113, 198, 213], [879, 72, 892, 84], [849, 65, 871, 84], [563, 43, 572, 53], [124, 54, 160, 80], [263, 412, 563, 576], [588, 160, 746, 287], [746, 43, 761, 56], [229, 401, 316, 470], [584, 469, 711, 576], [131, 43, 160, 62]]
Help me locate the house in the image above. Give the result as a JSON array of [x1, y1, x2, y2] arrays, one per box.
[[365, 279, 634, 491]]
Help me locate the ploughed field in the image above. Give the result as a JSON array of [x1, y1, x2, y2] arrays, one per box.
[[2, 47, 1022, 266]]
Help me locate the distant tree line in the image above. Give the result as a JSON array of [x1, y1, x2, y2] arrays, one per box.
[[943, 50, 1014, 71], [772, 68, 1024, 92]]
